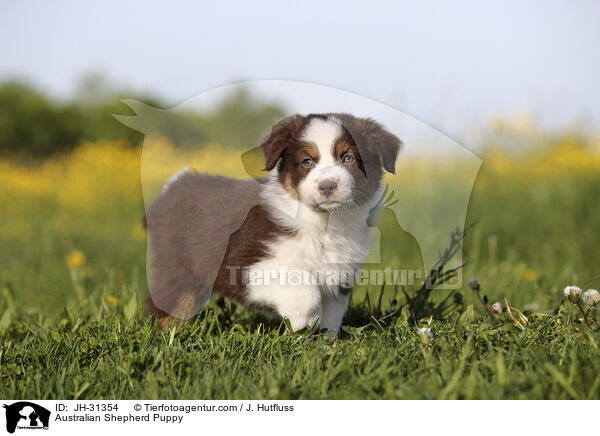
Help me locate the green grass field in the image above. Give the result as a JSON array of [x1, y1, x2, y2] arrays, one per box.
[[1, 142, 600, 400]]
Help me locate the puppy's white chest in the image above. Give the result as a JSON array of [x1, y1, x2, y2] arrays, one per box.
[[249, 218, 371, 298]]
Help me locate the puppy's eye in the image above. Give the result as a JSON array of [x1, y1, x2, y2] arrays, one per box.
[[342, 153, 355, 164], [302, 157, 314, 168]]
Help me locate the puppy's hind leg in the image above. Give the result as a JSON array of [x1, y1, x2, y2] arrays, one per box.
[[145, 295, 182, 330]]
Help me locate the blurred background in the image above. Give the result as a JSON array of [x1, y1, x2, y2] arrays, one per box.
[[0, 1, 599, 320]]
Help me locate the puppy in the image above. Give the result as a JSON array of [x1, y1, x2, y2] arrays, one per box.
[[144, 113, 401, 335]]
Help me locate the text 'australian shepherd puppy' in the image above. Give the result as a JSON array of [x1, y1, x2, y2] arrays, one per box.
[[145, 113, 402, 336]]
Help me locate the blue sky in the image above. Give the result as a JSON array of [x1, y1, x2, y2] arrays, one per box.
[[1, 0, 599, 137]]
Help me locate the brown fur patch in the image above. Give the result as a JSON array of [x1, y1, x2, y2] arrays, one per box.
[[277, 141, 322, 190], [330, 113, 402, 174], [334, 140, 351, 158], [212, 204, 295, 313]]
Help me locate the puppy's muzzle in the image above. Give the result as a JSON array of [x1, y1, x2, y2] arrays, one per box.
[[318, 178, 338, 197]]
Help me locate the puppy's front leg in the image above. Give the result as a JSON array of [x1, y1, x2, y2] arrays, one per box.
[[320, 293, 349, 337], [248, 283, 322, 332], [278, 285, 322, 331]]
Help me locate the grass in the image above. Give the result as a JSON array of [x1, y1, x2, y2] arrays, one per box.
[[1, 296, 599, 399], [1, 136, 600, 400]]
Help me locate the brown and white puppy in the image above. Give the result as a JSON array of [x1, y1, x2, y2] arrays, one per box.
[[145, 113, 401, 334]]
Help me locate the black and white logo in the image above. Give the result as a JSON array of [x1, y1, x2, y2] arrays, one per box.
[[3, 402, 50, 434]]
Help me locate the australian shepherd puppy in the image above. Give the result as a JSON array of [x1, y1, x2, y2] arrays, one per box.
[[145, 113, 401, 335]]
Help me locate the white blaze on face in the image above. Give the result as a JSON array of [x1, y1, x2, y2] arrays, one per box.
[[298, 118, 354, 210]]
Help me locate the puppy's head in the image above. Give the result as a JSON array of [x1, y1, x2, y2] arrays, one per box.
[[261, 113, 402, 212]]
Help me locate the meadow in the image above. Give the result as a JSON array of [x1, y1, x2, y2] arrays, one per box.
[[1, 119, 600, 399]]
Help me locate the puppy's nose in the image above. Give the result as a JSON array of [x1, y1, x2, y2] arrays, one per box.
[[318, 178, 338, 196]]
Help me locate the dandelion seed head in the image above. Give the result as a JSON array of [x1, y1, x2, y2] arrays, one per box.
[[582, 289, 600, 309], [467, 277, 480, 292], [563, 285, 582, 304], [491, 302, 503, 315], [417, 327, 432, 339]]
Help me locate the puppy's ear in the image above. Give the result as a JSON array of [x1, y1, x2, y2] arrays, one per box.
[[376, 130, 402, 174], [367, 123, 402, 174], [260, 115, 304, 171], [332, 114, 402, 174]]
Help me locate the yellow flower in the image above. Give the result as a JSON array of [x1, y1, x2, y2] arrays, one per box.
[[524, 269, 537, 282], [106, 296, 119, 307], [65, 249, 86, 269]]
